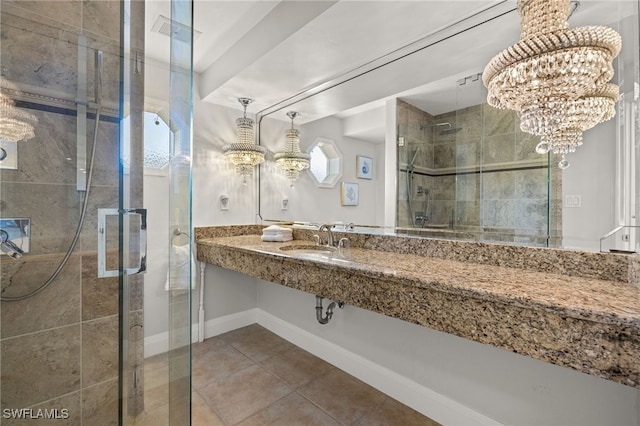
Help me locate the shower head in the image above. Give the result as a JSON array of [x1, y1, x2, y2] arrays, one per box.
[[421, 122, 451, 130], [440, 127, 462, 135], [420, 122, 461, 135]]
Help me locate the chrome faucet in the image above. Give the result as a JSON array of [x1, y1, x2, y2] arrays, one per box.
[[317, 224, 335, 247], [1, 229, 24, 259]]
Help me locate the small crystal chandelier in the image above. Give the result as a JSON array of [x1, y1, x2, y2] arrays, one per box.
[[482, 0, 622, 168], [274, 111, 310, 187], [223, 98, 266, 184], [0, 85, 36, 143]]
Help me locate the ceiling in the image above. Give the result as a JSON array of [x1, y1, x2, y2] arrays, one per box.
[[144, 0, 637, 141]]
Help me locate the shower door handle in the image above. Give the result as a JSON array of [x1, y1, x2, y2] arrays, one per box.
[[97, 208, 147, 278]]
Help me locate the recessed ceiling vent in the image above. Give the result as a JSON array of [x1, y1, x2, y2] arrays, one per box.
[[151, 15, 202, 43]]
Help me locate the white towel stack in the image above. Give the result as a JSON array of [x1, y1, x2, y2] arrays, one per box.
[[261, 225, 293, 242], [165, 244, 197, 290]]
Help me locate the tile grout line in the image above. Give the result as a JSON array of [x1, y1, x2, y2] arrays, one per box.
[[0, 313, 117, 343], [192, 386, 229, 426], [293, 388, 346, 426]]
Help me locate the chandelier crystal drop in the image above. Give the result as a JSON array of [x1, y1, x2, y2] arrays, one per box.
[[274, 111, 310, 187], [222, 98, 266, 184], [0, 84, 37, 143], [482, 0, 622, 167]]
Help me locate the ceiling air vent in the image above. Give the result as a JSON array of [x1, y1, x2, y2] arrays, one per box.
[[151, 15, 202, 43]]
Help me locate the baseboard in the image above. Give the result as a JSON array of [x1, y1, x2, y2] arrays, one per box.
[[144, 308, 259, 358], [256, 310, 502, 426], [201, 308, 259, 340]]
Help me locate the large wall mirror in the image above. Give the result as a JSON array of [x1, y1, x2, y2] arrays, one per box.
[[257, 1, 640, 253]]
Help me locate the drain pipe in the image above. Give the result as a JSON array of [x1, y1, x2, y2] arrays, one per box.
[[315, 295, 344, 325]]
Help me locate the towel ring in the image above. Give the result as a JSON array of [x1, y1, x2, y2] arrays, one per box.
[[172, 227, 190, 246]]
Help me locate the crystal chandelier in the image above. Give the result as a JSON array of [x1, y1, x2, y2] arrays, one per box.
[[223, 98, 266, 184], [534, 83, 619, 167], [482, 0, 622, 168], [274, 111, 310, 187], [0, 85, 36, 143]]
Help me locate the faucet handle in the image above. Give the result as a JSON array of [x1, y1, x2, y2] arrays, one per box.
[[0, 229, 24, 259], [337, 237, 349, 255]]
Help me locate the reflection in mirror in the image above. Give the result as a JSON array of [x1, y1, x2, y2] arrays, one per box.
[[308, 138, 342, 188], [396, 76, 559, 248], [259, 113, 384, 226], [257, 1, 639, 252]]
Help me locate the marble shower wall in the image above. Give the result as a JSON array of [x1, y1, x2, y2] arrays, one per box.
[[0, 2, 144, 425], [396, 99, 562, 246]]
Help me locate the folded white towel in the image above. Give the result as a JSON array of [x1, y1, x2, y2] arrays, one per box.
[[261, 233, 293, 242], [263, 231, 290, 236], [165, 244, 196, 290], [262, 225, 292, 234]]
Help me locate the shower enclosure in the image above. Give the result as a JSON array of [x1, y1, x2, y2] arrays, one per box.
[[0, 1, 193, 425], [397, 74, 559, 247]]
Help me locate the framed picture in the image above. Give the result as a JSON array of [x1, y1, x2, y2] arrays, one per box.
[[356, 155, 373, 179], [340, 182, 359, 206]]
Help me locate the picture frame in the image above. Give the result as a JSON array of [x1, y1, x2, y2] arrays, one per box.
[[340, 182, 359, 206], [356, 155, 373, 179]]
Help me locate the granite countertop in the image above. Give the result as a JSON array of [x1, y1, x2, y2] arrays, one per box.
[[196, 228, 640, 388]]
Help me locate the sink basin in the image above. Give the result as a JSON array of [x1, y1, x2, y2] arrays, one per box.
[[293, 251, 353, 264], [278, 244, 336, 253], [278, 243, 353, 264]]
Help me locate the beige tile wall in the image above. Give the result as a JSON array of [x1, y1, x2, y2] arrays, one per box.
[[397, 98, 562, 246], [0, 2, 144, 425]]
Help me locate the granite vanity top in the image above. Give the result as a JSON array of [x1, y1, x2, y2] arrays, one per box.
[[195, 225, 640, 388]]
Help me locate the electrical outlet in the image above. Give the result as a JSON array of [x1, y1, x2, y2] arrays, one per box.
[[564, 195, 581, 208]]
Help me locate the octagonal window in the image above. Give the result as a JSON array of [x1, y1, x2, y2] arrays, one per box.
[[307, 137, 342, 188], [122, 111, 171, 175], [143, 111, 171, 169]]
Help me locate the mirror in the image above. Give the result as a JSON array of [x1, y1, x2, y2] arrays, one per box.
[[258, 1, 640, 252]]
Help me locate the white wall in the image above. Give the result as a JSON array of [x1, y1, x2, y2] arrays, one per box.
[[257, 279, 640, 425], [562, 119, 617, 251]]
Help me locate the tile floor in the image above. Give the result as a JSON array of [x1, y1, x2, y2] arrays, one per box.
[[142, 324, 440, 426]]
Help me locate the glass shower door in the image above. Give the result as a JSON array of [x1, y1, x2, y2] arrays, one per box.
[[0, 0, 193, 424], [118, 0, 148, 423], [166, 0, 194, 424], [119, 0, 194, 425]]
